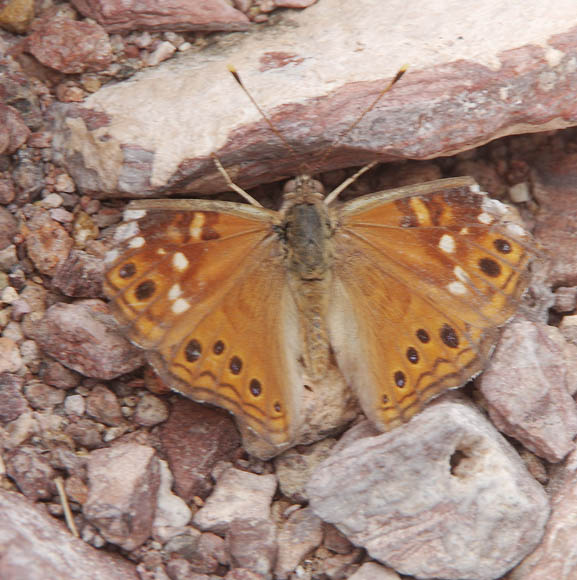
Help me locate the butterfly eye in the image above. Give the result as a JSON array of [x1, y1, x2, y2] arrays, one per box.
[[119, 262, 136, 279], [229, 356, 243, 375], [478, 257, 502, 278], [440, 324, 459, 349], [394, 371, 406, 388], [416, 329, 430, 343], [406, 347, 419, 364], [135, 280, 156, 301], [184, 339, 202, 362], [493, 238, 512, 254], [249, 378, 262, 397]]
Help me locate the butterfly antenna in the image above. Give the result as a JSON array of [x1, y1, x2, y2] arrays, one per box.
[[211, 154, 263, 207], [317, 65, 407, 172], [228, 65, 301, 162]]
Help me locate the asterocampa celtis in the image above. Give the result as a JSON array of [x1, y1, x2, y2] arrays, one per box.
[[103, 170, 531, 447]]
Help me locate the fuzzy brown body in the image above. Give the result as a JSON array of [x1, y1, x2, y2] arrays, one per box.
[[281, 176, 334, 380]]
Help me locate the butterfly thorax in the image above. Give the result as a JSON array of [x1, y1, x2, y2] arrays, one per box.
[[280, 174, 334, 380]]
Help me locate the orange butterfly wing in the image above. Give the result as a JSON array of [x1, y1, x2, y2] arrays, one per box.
[[328, 177, 531, 430], [104, 200, 302, 446]]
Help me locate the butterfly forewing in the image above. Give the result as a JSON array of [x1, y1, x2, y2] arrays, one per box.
[[104, 200, 303, 445], [328, 177, 531, 430]]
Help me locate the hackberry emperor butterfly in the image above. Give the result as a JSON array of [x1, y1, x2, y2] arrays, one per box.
[[103, 69, 531, 449], [104, 171, 531, 447]]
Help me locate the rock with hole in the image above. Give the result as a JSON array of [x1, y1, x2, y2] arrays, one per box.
[[306, 395, 550, 580]]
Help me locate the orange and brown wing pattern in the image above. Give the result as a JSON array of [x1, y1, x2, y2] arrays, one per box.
[[104, 200, 302, 445], [328, 177, 531, 430]]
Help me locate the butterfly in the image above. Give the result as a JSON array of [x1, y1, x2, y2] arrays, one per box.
[[103, 169, 531, 449]]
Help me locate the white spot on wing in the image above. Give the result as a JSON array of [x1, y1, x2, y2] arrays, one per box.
[[477, 212, 494, 225], [172, 252, 189, 272], [168, 284, 182, 300], [439, 234, 456, 253], [124, 209, 146, 221], [172, 298, 190, 314], [105, 249, 119, 264], [114, 221, 139, 242], [190, 213, 206, 240], [447, 281, 468, 296], [469, 183, 481, 194], [128, 236, 145, 249], [156, 248, 167, 255]]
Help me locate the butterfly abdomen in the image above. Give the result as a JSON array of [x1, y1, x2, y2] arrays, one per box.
[[282, 198, 334, 381]]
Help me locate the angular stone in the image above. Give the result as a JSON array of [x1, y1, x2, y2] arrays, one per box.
[[84, 443, 160, 550], [275, 507, 323, 579], [153, 460, 192, 531], [27, 17, 113, 74], [0, 104, 30, 155], [29, 300, 144, 379], [348, 562, 401, 580], [85, 384, 123, 426], [510, 447, 577, 579], [0, 374, 27, 422], [307, 396, 550, 580], [274, 438, 335, 502], [193, 467, 277, 535], [0, 489, 138, 579], [53, 0, 577, 198], [159, 399, 240, 501], [481, 320, 577, 462], [52, 250, 106, 298], [70, 0, 250, 33], [5, 446, 56, 501], [23, 210, 73, 276], [227, 518, 276, 578]]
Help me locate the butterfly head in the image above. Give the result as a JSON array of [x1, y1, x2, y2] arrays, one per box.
[[282, 174, 325, 206]]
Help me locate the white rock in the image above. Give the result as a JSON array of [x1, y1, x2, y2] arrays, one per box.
[[193, 467, 277, 535], [307, 396, 550, 580]]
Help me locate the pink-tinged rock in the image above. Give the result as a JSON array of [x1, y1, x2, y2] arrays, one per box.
[[52, 250, 105, 298], [0, 104, 30, 155], [39, 359, 81, 390], [23, 210, 73, 276], [85, 383, 123, 425], [0, 489, 139, 580], [349, 562, 401, 580], [274, 438, 335, 502], [54, 0, 577, 198], [70, 0, 250, 33], [225, 569, 265, 580], [193, 467, 277, 535], [480, 320, 577, 463], [5, 446, 56, 501], [553, 286, 577, 313], [158, 398, 241, 501], [275, 507, 323, 579], [153, 460, 192, 531], [510, 448, 577, 579], [23, 381, 66, 410], [533, 152, 577, 288], [84, 443, 160, 550], [29, 300, 144, 379], [0, 207, 18, 251], [0, 374, 27, 422], [27, 17, 112, 74], [182, 531, 227, 574], [227, 518, 277, 578], [0, 338, 23, 374], [307, 396, 550, 580], [133, 392, 169, 427]]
